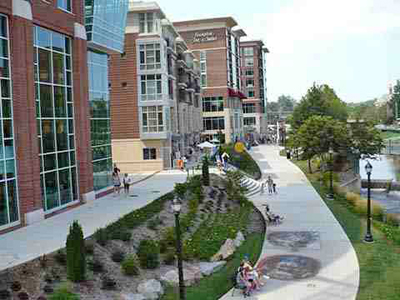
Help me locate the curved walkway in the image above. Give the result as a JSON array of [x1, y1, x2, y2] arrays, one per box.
[[0, 171, 187, 271], [220, 145, 359, 300]]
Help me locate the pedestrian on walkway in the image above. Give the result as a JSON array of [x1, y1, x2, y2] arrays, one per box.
[[260, 180, 265, 195], [273, 182, 277, 194], [113, 163, 121, 175], [267, 176, 273, 194], [112, 171, 121, 196], [221, 151, 230, 170], [123, 173, 131, 196]]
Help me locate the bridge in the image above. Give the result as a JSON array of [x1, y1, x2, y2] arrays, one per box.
[[381, 139, 400, 155], [361, 179, 400, 191]]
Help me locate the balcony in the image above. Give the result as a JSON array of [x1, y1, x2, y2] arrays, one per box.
[[186, 81, 195, 92]]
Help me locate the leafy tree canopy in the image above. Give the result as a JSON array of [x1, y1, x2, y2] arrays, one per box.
[[290, 83, 348, 129]]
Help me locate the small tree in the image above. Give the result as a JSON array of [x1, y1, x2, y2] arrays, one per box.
[[202, 156, 210, 186], [66, 220, 86, 282]]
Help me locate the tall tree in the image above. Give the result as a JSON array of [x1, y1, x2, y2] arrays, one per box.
[[392, 80, 400, 120], [277, 95, 296, 112], [290, 83, 348, 129], [349, 121, 384, 159], [292, 116, 349, 172]]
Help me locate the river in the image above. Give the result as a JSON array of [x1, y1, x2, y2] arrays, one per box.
[[359, 155, 400, 215]]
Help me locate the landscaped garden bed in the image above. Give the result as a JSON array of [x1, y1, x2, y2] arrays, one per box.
[[220, 144, 262, 179], [0, 170, 265, 300]]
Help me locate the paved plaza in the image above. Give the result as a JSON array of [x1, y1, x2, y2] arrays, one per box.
[[220, 145, 360, 300], [0, 170, 187, 271]]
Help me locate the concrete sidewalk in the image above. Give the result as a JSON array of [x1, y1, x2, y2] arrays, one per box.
[[220, 145, 360, 300], [0, 171, 187, 271]]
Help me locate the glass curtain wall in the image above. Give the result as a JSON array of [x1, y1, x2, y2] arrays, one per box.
[[33, 26, 78, 212], [85, 0, 129, 52], [0, 15, 19, 228], [88, 50, 112, 191]]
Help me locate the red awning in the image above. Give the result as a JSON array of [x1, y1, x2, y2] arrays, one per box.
[[237, 91, 247, 99], [228, 88, 238, 97]]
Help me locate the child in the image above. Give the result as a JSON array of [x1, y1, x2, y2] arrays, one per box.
[[123, 173, 131, 196]]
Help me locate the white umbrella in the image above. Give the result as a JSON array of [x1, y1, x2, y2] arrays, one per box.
[[197, 141, 217, 149]]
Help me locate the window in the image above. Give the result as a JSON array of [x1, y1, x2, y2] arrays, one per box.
[[200, 51, 207, 87], [140, 74, 162, 101], [244, 117, 256, 126], [143, 148, 156, 160], [203, 117, 225, 131], [139, 43, 161, 70], [0, 15, 19, 228], [34, 25, 77, 211], [247, 89, 255, 98], [57, 0, 72, 12], [243, 103, 256, 114], [243, 47, 254, 56], [202, 96, 224, 112], [245, 69, 254, 77], [246, 79, 254, 87], [139, 13, 155, 33], [142, 106, 164, 133], [245, 57, 253, 67]]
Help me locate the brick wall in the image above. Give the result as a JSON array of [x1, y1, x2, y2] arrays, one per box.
[[10, 16, 41, 224], [109, 33, 140, 140]]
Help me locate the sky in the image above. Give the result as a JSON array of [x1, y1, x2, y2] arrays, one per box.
[[154, 0, 400, 103]]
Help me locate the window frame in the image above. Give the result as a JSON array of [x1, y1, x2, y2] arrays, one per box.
[[143, 148, 157, 160], [57, 0, 72, 13], [140, 74, 163, 101], [139, 43, 161, 70], [141, 105, 164, 133]]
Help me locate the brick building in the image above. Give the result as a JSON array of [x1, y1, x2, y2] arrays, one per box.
[[240, 40, 269, 140], [0, 0, 128, 234], [109, 2, 202, 173], [173, 17, 246, 144]]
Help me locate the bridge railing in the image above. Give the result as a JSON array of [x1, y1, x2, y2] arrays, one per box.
[[382, 139, 400, 155]]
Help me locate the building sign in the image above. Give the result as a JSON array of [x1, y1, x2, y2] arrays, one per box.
[[192, 31, 217, 44]]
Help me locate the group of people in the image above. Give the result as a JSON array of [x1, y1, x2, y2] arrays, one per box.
[[111, 164, 132, 196], [235, 256, 267, 297], [261, 175, 277, 195]]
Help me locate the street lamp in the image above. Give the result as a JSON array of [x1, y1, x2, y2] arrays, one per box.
[[171, 198, 186, 299], [326, 147, 334, 200], [364, 161, 374, 243]]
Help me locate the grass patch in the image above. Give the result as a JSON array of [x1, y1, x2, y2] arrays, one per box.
[[221, 144, 262, 179], [294, 159, 400, 300], [381, 130, 400, 140], [161, 233, 264, 300]]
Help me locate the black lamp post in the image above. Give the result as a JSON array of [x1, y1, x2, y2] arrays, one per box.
[[364, 161, 374, 243], [327, 147, 334, 200], [172, 198, 186, 299]]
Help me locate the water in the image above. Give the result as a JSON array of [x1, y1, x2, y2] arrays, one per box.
[[359, 155, 397, 180]]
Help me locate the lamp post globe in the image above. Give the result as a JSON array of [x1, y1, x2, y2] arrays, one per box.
[[364, 161, 374, 243]]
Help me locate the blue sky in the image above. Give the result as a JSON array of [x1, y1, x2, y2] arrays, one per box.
[[155, 0, 400, 103]]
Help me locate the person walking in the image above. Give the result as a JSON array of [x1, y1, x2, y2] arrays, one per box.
[[123, 173, 131, 196], [113, 163, 121, 175], [273, 182, 277, 194], [221, 151, 230, 170], [112, 171, 121, 196], [267, 176, 273, 195]]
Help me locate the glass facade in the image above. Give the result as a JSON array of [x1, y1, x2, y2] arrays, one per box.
[[34, 26, 78, 212], [85, 0, 129, 53], [88, 50, 112, 191], [0, 15, 19, 228]]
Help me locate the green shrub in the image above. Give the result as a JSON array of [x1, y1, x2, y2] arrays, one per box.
[[202, 156, 210, 186], [174, 183, 188, 200], [322, 171, 340, 186], [49, 283, 79, 300], [386, 213, 399, 226], [111, 250, 125, 263], [94, 228, 108, 246], [147, 216, 163, 230], [345, 192, 360, 206], [163, 248, 176, 265], [121, 254, 139, 276], [160, 227, 176, 253], [66, 220, 86, 282], [54, 249, 67, 265], [110, 228, 132, 242], [87, 258, 103, 273], [137, 239, 160, 269], [84, 242, 94, 255]]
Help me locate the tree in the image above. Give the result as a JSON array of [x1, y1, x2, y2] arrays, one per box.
[[66, 220, 86, 282], [290, 83, 348, 129], [293, 116, 349, 173], [277, 95, 296, 112], [392, 80, 400, 120], [202, 156, 210, 186], [349, 121, 384, 159]]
